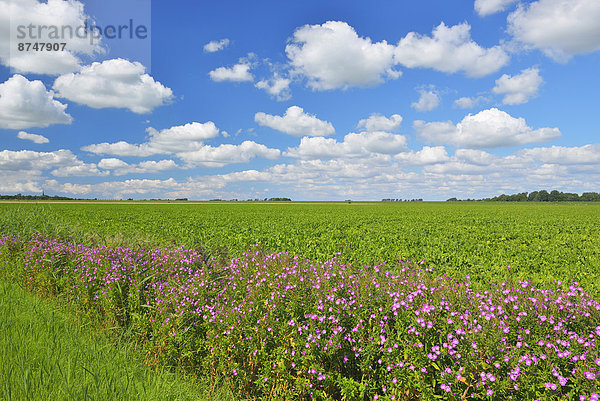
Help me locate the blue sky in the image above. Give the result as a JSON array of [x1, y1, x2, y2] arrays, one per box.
[[1, 0, 599, 200]]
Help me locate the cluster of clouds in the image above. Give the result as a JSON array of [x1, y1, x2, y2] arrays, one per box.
[[82, 122, 222, 157], [473, 0, 600, 64], [0, 149, 104, 179], [208, 0, 600, 101], [209, 20, 510, 99], [5, 103, 593, 199], [285, 132, 407, 160], [282, 113, 407, 159], [0, 0, 597, 130], [505, 0, 600, 62], [81, 121, 280, 168], [7, 140, 598, 200], [475, 0, 600, 64], [0, 59, 174, 130], [0, 61, 174, 133], [0, 0, 173, 130]]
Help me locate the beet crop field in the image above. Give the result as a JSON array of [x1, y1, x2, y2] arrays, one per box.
[[0, 202, 599, 400]]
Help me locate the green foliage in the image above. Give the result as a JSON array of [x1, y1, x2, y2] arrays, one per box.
[[0, 206, 80, 241]]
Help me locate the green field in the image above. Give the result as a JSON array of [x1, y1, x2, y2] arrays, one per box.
[[1, 201, 599, 295], [2, 202, 600, 400]]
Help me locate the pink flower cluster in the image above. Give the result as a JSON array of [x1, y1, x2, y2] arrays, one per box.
[[1, 234, 600, 400]]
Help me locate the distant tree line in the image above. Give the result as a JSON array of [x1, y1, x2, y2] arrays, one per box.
[[447, 190, 600, 202], [1, 193, 296, 202], [446, 198, 477, 202], [0, 193, 84, 201], [382, 198, 423, 202], [209, 198, 292, 202]]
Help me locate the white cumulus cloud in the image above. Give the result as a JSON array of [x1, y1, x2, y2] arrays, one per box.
[[17, 131, 49, 144], [453, 96, 489, 109], [0, 178, 43, 194], [394, 22, 509, 77], [508, 0, 600, 61], [17, 141, 600, 201], [53, 59, 173, 113], [47, 177, 195, 198], [82, 122, 221, 156], [255, 106, 335, 137], [144, 122, 221, 153], [83, 122, 279, 168], [454, 148, 499, 165], [0, 149, 105, 177], [285, 21, 400, 90], [255, 74, 291, 101], [204, 38, 230, 53], [493, 67, 543, 105], [415, 108, 561, 148], [98, 158, 179, 176], [356, 114, 403, 132], [177, 141, 280, 168], [285, 131, 407, 160], [395, 146, 450, 165], [82, 141, 151, 157], [411, 88, 441, 112], [0, 74, 72, 129], [343, 131, 407, 154], [209, 62, 253, 82], [474, 0, 519, 16], [518, 145, 600, 165], [97, 158, 129, 170], [51, 164, 107, 177]]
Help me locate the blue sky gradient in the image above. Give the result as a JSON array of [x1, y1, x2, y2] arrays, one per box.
[[1, 0, 599, 200]]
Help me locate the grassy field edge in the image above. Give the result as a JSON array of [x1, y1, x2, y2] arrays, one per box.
[[0, 277, 235, 401]]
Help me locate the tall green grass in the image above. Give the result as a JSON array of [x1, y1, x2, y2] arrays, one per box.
[[0, 279, 235, 401], [0, 205, 156, 249]]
